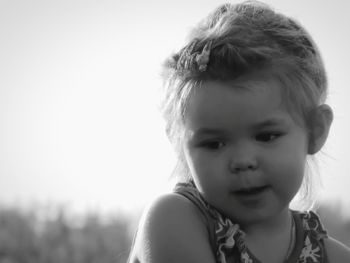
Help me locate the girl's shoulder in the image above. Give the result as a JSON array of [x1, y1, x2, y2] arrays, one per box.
[[129, 193, 216, 263], [323, 236, 350, 263]]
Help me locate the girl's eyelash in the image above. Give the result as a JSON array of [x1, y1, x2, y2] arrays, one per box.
[[255, 131, 284, 142], [198, 140, 225, 150], [196, 132, 284, 148]]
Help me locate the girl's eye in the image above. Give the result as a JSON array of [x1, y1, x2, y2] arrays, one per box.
[[200, 140, 225, 150], [255, 132, 282, 142]]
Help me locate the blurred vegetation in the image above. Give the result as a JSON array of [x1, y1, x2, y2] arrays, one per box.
[[0, 205, 135, 263], [0, 201, 348, 262]]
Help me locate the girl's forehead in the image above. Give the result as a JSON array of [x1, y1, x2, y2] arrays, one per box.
[[183, 70, 308, 131], [185, 78, 290, 127], [190, 75, 285, 109]]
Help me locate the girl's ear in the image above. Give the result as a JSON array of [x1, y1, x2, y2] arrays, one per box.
[[307, 104, 333, 154]]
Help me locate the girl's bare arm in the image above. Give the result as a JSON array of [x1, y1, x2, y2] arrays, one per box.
[[129, 193, 216, 263]]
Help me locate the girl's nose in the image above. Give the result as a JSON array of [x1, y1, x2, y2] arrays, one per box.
[[228, 149, 258, 173], [229, 158, 258, 173]]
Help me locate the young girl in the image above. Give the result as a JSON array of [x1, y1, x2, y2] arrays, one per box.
[[128, 1, 350, 262]]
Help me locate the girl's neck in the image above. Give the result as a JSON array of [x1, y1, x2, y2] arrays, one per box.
[[243, 208, 294, 263], [242, 207, 292, 237]]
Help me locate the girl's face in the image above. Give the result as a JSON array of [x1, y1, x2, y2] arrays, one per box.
[[182, 75, 308, 227]]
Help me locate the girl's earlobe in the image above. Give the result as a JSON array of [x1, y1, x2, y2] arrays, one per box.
[[307, 104, 333, 155]]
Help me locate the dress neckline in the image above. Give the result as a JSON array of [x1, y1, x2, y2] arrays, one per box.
[[241, 211, 302, 263]]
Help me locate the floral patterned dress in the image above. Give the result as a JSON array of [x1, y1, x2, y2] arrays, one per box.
[[174, 182, 329, 263]]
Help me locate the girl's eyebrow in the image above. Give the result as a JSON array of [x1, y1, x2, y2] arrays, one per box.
[[253, 118, 288, 129], [190, 118, 289, 137], [191, 128, 226, 137]]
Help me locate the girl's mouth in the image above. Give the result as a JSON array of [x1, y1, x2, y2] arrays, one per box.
[[234, 185, 270, 196]]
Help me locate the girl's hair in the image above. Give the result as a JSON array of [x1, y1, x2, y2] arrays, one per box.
[[160, 1, 328, 207]]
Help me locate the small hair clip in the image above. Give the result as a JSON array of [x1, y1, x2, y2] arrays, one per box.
[[177, 41, 197, 71], [196, 40, 213, 72]]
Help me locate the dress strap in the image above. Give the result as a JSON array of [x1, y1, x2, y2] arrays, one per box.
[[289, 210, 329, 263], [298, 211, 328, 240], [174, 182, 250, 263]]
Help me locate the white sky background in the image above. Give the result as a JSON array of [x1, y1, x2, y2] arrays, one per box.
[[0, 0, 349, 216]]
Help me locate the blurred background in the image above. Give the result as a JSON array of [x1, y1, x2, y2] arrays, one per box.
[[0, 0, 349, 262]]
